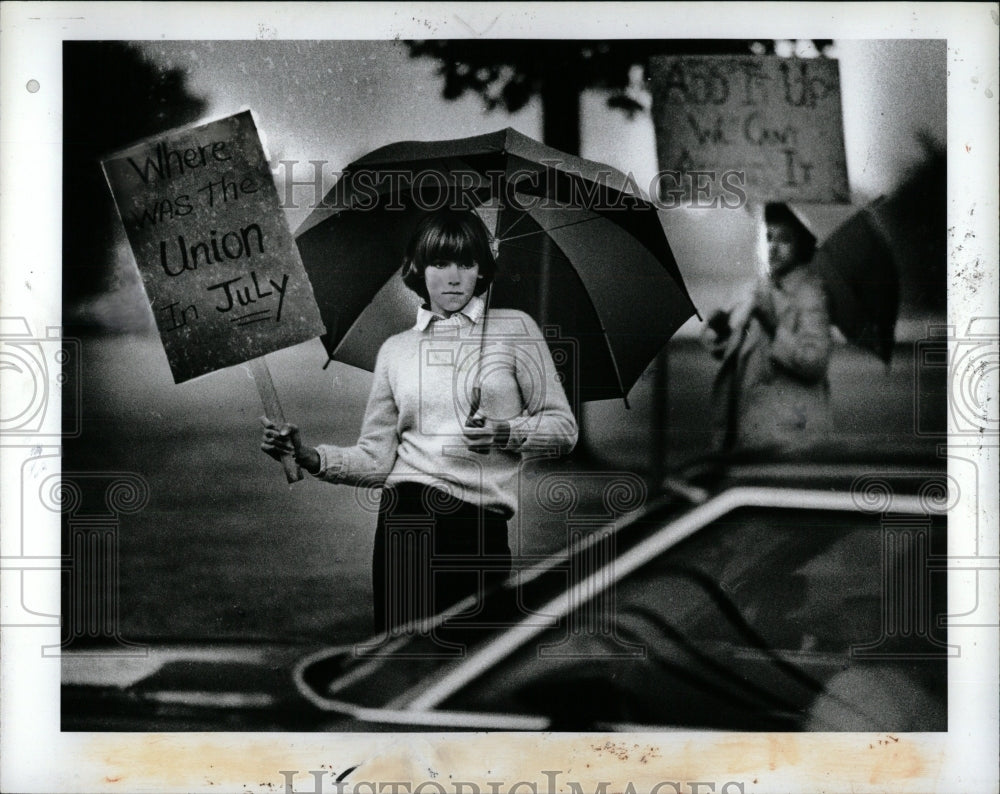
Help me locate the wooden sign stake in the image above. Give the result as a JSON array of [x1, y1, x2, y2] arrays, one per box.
[[248, 356, 302, 483]]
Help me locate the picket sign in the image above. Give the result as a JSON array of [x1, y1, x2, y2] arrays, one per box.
[[648, 55, 849, 204], [102, 110, 325, 483]]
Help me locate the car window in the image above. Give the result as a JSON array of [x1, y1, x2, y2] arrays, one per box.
[[439, 505, 947, 731]]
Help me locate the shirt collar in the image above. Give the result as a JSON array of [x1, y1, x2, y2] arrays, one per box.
[[415, 293, 486, 331]]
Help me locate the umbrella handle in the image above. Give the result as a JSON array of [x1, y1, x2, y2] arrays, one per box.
[[466, 287, 492, 455], [465, 386, 488, 455]]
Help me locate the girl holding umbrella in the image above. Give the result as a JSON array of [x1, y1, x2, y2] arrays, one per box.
[[261, 208, 578, 634]]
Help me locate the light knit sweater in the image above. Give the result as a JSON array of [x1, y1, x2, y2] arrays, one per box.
[[314, 298, 578, 517]]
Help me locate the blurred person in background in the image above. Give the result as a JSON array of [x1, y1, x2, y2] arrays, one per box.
[[702, 202, 833, 453]]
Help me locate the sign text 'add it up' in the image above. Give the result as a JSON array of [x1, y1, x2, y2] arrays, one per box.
[[648, 56, 849, 204], [102, 110, 325, 383]]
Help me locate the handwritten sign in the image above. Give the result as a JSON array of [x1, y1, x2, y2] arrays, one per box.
[[648, 56, 849, 203], [103, 111, 325, 383]]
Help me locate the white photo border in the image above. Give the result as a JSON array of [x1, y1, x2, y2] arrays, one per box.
[[1, 2, 997, 793]]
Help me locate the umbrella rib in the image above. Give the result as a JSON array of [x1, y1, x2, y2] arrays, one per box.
[[496, 204, 533, 240], [606, 335, 631, 410], [498, 214, 604, 243], [496, 240, 572, 265]]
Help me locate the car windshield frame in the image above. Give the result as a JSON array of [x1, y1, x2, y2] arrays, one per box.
[[296, 477, 949, 730]]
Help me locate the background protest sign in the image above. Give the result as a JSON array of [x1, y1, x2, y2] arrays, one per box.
[[648, 56, 849, 204], [102, 110, 326, 383]]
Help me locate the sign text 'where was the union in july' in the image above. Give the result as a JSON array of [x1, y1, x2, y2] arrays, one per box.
[[103, 110, 325, 383]]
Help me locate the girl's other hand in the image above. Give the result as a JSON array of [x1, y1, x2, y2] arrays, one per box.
[[462, 388, 510, 454]]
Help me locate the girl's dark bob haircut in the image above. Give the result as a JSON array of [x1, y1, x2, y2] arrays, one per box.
[[764, 202, 816, 263], [401, 208, 497, 300]]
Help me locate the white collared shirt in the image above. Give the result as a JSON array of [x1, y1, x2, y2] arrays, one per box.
[[414, 293, 486, 332]]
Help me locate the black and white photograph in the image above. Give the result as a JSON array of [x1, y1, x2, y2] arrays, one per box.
[[1, 3, 997, 793]]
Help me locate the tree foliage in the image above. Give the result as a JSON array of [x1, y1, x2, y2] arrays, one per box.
[[63, 42, 207, 321], [407, 40, 833, 152]]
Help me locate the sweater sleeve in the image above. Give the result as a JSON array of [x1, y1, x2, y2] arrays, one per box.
[[314, 341, 400, 487], [769, 275, 832, 384], [504, 313, 579, 456]]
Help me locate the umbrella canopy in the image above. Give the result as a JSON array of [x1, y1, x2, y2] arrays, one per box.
[[787, 201, 899, 363], [295, 128, 698, 404]]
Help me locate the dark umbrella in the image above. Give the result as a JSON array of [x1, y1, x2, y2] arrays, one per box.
[[787, 201, 899, 363], [295, 128, 698, 406]]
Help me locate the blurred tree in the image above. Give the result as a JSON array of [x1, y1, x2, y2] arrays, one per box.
[[407, 40, 833, 154], [876, 132, 946, 314], [63, 42, 207, 325]]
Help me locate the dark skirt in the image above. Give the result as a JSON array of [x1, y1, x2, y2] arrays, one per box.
[[372, 482, 511, 633]]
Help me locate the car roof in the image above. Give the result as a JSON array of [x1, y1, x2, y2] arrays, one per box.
[[298, 448, 949, 724]]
